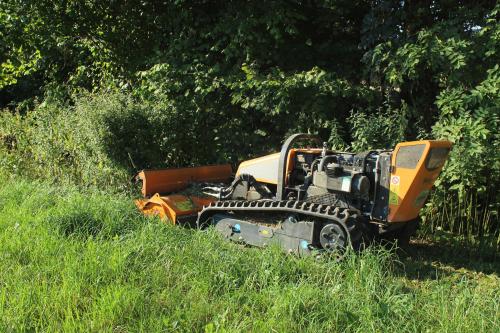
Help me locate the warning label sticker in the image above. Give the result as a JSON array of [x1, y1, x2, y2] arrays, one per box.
[[389, 176, 400, 205]]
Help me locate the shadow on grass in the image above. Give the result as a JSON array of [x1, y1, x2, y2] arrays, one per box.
[[397, 238, 500, 281]]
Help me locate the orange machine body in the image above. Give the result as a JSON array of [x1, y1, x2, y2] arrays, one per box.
[[388, 140, 452, 222]]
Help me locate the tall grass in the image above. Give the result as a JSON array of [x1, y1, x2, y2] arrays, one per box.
[[422, 192, 499, 253], [0, 177, 499, 332]]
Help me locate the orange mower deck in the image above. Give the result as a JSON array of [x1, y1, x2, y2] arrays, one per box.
[[135, 164, 232, 224], [135, 194, 216, 224]]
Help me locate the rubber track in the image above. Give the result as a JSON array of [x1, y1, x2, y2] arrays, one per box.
[[197, 200, 363, 244]]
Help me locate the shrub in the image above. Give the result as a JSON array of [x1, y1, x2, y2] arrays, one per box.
[[0, 93, 140, 188]]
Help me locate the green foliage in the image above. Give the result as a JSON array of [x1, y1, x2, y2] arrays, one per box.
[[433, 66, 499, 195], [134, 62, 376, 162], [348, 102, 409, 151], [0, 93, 135, 188], [0, 178, 498, 332], [363, 2, 500, 236]]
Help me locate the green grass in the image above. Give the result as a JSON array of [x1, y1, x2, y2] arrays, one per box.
[[0, 178, 498, 332]]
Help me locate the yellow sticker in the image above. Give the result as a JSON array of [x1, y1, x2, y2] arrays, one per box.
[[389, 176, 400, 205], [389, 188, 399, 205], [175, 200, 194, 211]]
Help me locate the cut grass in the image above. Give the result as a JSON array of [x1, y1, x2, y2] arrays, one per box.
[[0, 178, 498, 332]]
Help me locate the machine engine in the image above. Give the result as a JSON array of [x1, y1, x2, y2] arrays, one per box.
[[231, 134, 451, 224]]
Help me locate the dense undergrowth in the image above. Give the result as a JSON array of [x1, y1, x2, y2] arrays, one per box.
[[0, 177, 498, 332]]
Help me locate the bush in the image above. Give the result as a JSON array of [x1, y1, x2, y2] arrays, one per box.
[[0, 93, 139, 188]]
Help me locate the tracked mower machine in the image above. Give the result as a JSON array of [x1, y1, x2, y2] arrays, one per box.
[[136, 134, 451, 256]]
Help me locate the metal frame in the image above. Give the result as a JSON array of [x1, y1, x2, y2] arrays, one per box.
[[276, 133, 322, 200]]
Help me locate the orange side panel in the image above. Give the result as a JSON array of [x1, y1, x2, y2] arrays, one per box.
[[388, 140, 452, 222], [137, 164, 232, 197]]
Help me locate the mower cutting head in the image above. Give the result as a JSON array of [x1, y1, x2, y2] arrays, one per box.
[[134, 164, 232, 223]]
